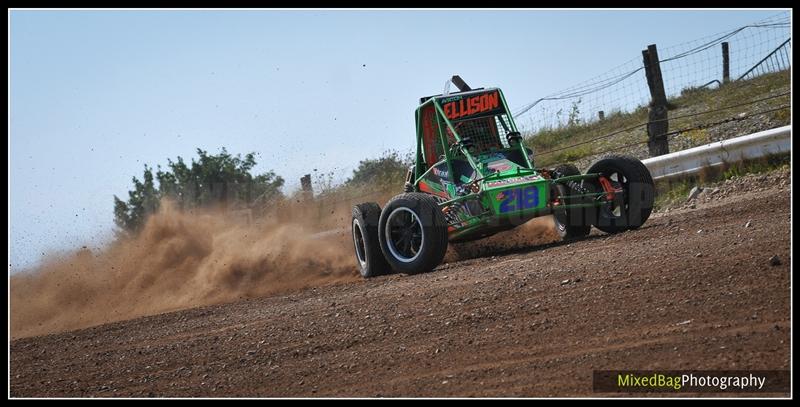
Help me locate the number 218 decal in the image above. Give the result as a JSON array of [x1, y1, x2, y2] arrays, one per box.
[[498, 186, 539, 213]]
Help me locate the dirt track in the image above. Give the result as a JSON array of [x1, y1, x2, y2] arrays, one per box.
[[10, 178, 791, 397]]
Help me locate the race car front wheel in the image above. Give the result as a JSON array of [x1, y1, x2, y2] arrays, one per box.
[[378, 193, 449, 275], [352, 202, 391, 278]]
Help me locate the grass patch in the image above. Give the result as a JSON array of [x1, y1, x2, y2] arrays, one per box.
[[547, 144, 594, 164], [720, 153, 790, 180], [653, 178, 695, 210]]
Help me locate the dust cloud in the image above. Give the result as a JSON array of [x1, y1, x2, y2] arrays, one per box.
[[446, 216, 562, 261], [10, 200, 359, 339]]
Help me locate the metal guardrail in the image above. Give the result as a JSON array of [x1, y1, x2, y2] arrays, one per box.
[[641, 125, 791, 180]]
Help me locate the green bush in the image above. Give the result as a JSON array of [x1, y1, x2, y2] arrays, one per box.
[[114, 148, 284, 232]]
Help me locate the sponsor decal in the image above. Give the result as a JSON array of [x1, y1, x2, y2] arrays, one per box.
[[441, 91, 503, 121], [433, 166, 449, 179], [486, 175, 541, 188], [487, 161, 512, 172]]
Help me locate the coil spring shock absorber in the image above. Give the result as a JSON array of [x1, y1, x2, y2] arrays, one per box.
[[564, 179, 590, 196]]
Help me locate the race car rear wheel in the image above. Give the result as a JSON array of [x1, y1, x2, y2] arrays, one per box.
[[378, 193, 449, 275], [586, 155, 655, 234], [551, 164, 592, 240], [352, 202, 391, 278]]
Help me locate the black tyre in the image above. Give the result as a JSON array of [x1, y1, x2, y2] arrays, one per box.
[[352, 202, 391, 278], [378, 193, 449, 275], [551, 164, 592, 239], [586, 155, 655, 234]]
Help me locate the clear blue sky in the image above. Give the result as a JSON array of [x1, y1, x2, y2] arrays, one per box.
[[9, 9, 787, 269]]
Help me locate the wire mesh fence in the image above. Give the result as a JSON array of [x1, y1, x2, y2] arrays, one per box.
[[513, 56, 650, 133], [737, 38, 791, 81], [514, 11, 791, 138], [658, 11, 790, 96]]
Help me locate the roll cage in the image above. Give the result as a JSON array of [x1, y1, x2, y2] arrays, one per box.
[[412, 87, 534, 189]]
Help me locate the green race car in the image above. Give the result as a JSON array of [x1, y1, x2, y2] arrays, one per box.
[[351, 77, 655, 277]]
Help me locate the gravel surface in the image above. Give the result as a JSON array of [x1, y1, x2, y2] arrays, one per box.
[[658, 167, 791, 213]]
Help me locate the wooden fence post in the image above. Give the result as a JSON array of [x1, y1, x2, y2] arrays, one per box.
[[642, 44, 670, 157], [722, 42, 730, 83], [300, 174, 313, 201]]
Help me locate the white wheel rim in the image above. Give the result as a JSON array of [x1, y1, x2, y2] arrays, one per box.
[[384, 207, 424, 263], [352, 218, 367, 269]]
